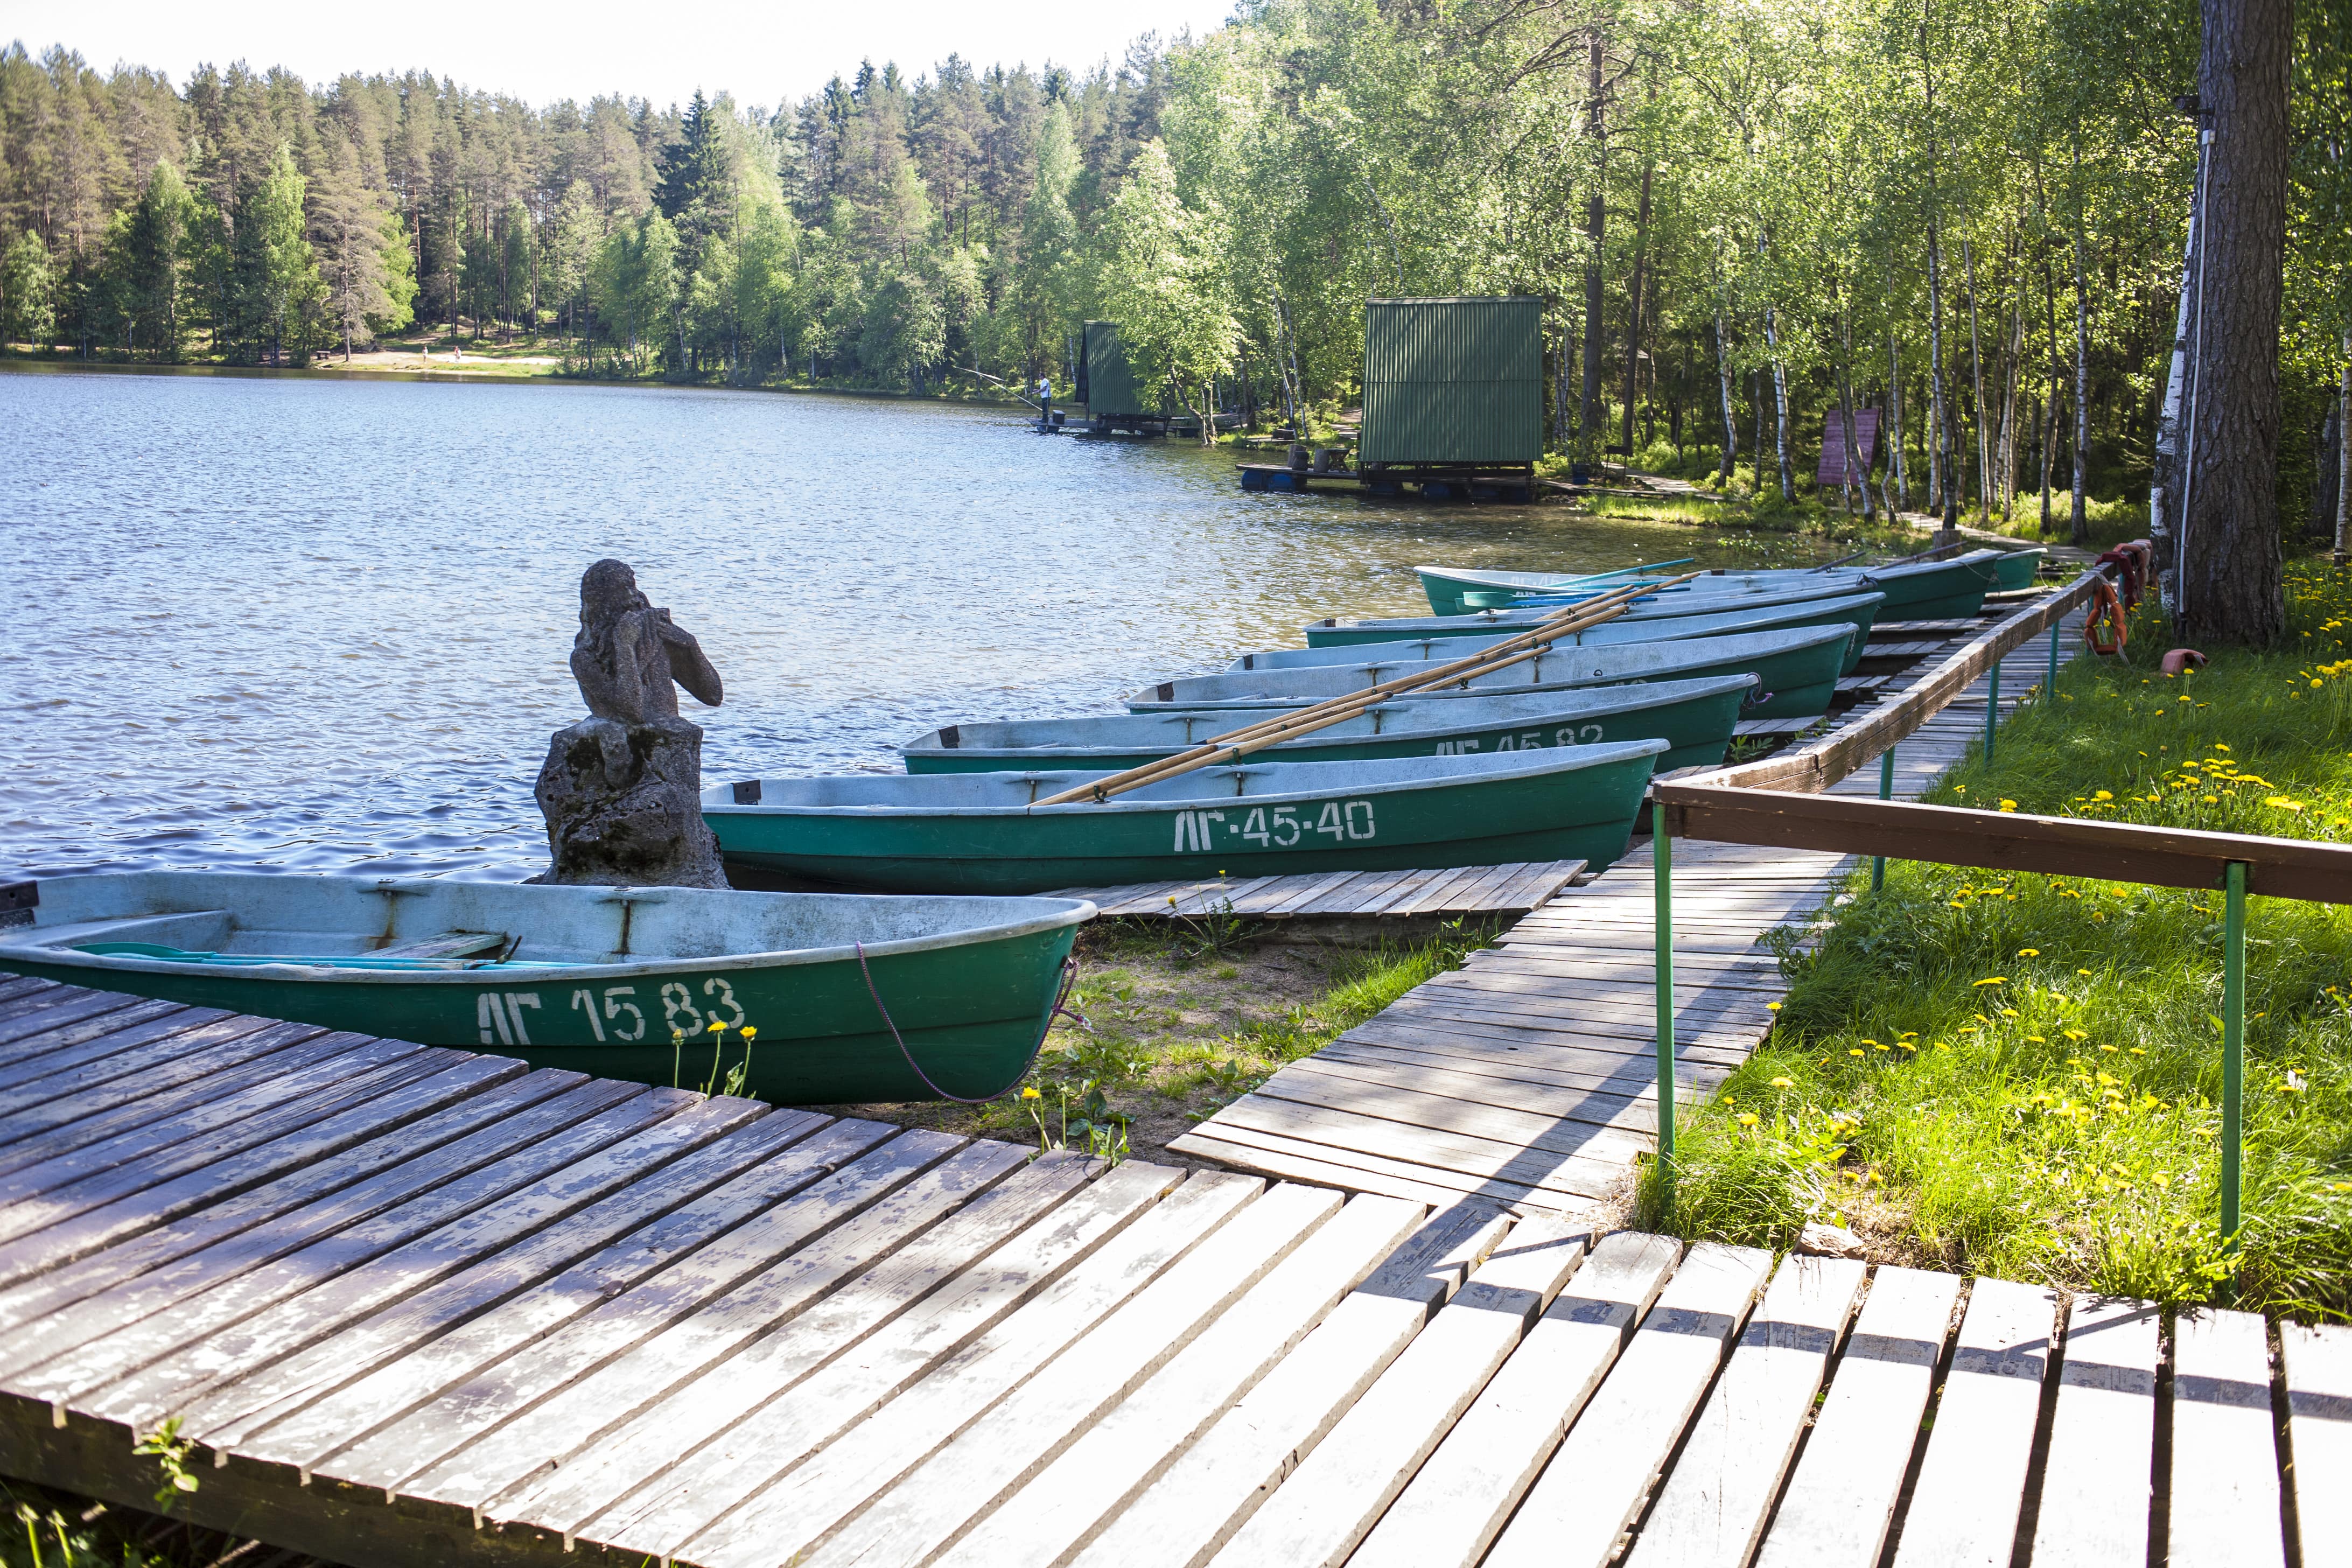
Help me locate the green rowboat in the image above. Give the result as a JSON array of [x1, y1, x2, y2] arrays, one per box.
[[1130, 624, 1854, 720], [1305, 578, 1876, 648], [1417, 551, 2000, 620], [1245, 591, 1884, 677], [707, 744, 1669, 894], [0, 872, 1089, 1103], [904, 675, 1758, 776], [1991, 547, 2047, 591]]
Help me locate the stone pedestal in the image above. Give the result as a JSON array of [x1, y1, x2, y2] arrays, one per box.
[[533, 716, 726, 888]]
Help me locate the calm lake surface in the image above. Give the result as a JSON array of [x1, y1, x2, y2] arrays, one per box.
[[3, 366, 1830, 881]]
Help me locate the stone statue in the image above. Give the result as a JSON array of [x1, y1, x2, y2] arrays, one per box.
[[533, 559, 729, 887]]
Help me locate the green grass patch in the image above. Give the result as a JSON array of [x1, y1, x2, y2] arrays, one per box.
[[1644, 562, 2352, 1321]]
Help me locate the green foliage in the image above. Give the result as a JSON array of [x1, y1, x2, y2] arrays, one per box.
[[1651, 562, 2352, 1319], [1, 229, 56, 346]]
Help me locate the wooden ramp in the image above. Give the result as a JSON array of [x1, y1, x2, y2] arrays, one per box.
[[1048, 860, 1586, 922], [1172, 596, 2090, 1215], [0, 1033, 2328, 1568]]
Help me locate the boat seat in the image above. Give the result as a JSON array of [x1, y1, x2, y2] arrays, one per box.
[[373, 930, 512, 960]]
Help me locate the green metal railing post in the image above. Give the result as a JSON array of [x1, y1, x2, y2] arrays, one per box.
[[2046, 620, 2061, 693], [1653, 800, 1675, 1216], [1984, 660, 2001, 765], [1871, 747, 1895, 891], [2220, 860, 2246, 1297]]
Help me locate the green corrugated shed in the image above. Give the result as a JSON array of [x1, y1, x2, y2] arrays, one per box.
[[1081, 321, 1149, 418], [1359, 297, 1544, 466]]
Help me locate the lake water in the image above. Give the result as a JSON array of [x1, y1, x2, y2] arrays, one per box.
[[3, 366, 1827, 882]]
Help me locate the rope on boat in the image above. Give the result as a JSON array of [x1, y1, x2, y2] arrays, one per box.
[[855, 942, 1083, 1104]]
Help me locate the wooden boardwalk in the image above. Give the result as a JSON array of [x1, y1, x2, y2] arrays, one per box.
[[1172, 589, 2092, 1215], [0, 993, 2332, 1568], [1048, 860, 1587, 922]]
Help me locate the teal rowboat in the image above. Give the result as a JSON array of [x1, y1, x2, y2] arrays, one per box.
[[707, 744, 1669, 894], [1417, 550, 2000, 620], [1243, 591, 1885, 677], [904, 675, 1757, 776], [1991, 547, 2046, 590], [1304, 578, 1877, 648], [0, 872, 1089, 1103], [1130, 624, 1854, 720]]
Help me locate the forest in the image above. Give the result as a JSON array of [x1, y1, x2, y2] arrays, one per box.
[[0, 0, 2346, 540]]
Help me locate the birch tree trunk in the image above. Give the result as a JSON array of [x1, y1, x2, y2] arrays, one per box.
[[1766, 307, 1793, 500], [1715, 305, 1738, 484], [2148, 169, 2202, 592], [1885, 324, 1908, 513], [1964, 239, 1991, 526], [1928, 229, 1956, 529], [2339, 335, 2351, 562], [2070, 138, 2092, 545], [2178, 0, 2289, 646], [1578, 32, 1608, 446]]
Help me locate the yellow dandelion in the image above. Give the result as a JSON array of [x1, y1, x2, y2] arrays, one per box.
[[1021, 1086, 1042, 1100], [2018, 948, 2040, 957], [1737, 1112, 1760, 1126], [1769, 1076, 1794, 1089], [1973, 976, 2007, 987]]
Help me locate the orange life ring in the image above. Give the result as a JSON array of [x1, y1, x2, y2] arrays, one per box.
[[2086, 577, 2128, 655]]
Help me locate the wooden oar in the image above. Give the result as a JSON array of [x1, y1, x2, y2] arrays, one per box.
[[1034, 573, 1702, 807]]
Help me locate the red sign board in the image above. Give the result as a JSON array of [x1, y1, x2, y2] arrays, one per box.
[[1817, 409, 1880, 487]]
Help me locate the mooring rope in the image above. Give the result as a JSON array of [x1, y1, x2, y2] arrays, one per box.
[[855, 942, 1083, 1104]]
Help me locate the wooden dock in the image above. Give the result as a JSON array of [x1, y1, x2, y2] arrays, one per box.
[[0, 993, 2331, 1568], [1171, 587, 2092, 1214], [1048, 860, 1587, 923]]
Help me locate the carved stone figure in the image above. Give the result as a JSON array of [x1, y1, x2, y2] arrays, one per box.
[[533, 559, 729, 887]]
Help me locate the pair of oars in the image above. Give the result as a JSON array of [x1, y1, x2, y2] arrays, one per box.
[[1034, 571, 1705, 808]]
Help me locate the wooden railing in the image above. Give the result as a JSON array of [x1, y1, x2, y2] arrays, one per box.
[[1640, 563, 2320, 1293]]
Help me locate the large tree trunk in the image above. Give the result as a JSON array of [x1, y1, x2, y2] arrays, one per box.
[[2178, 0, 2289, 646], [1578, 32, 1607, 445]]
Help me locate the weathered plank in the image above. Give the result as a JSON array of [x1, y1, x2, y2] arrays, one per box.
[[0, 1071, 610, 1370], [916, 1194, 1431, 1568], [768, 1184, 1348, 1568], [2279, 1318, 2352, 1567], [1482, 1241, 1774, 1568], [2168, 1306, 2286, 1568], [1205, 1093, 1627, 1201], [0, 1052, 532, 1318], [406, 1126, 978, 1518], [2029, 1294, 2161, 1567], [1348, 1230, 1679, 1568], [1062, 1205, 1516, 1568], [12, 1086, 681, 1420], [1165, 1124, 1558, 1214], [1891, 1277, 2061, 1568], [1756, 1264, 1962, 1568], [197, 1105, 838, 1458], [545, 1145, 1096, 1560], [1243, 1062, 1652, 1166], [1622, 1253, 1868, 1568], [677, 1171, 1268, 1568], [1204, 1215, 1587, 1568]]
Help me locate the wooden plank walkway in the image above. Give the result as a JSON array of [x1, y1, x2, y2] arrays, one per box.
[[1046, 860, 1587, 922], [1172, 588, 2092, 1215], [0, 1006, 2328, 1568]]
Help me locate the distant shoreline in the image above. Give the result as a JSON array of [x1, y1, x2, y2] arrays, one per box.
[[0, 356, 1035, 409]]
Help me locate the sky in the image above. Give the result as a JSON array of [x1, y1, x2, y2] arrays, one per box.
[[5, 0, 1243, 109]]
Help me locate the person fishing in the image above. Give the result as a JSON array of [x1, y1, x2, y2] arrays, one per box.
[[1035, 374, 1052, 431]]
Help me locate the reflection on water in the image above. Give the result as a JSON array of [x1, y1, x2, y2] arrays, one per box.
[[2, 367, 1832, 881]]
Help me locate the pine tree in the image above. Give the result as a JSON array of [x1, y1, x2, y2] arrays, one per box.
[[309, 134, 407, 360], [120, 160, 197, 359]]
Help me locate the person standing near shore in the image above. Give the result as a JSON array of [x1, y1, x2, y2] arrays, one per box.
[[1035, 374, 1052, 429]]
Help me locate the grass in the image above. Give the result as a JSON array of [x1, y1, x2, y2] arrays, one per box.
[[1643, 561, 2352, 1322], [822, 918, 1500, 1165], [0, 1473, 331, 1568]]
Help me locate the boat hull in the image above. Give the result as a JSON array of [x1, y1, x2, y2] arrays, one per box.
[[1132, 627, 1852, 720], [0, 874, 1088, 1103], [905, 677, 1756, 776], [1415, 552, 1998, 621], [709, 747, 1664, 894]]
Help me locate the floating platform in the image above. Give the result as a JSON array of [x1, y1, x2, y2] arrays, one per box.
[[1238, 463, 1536, 503]]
